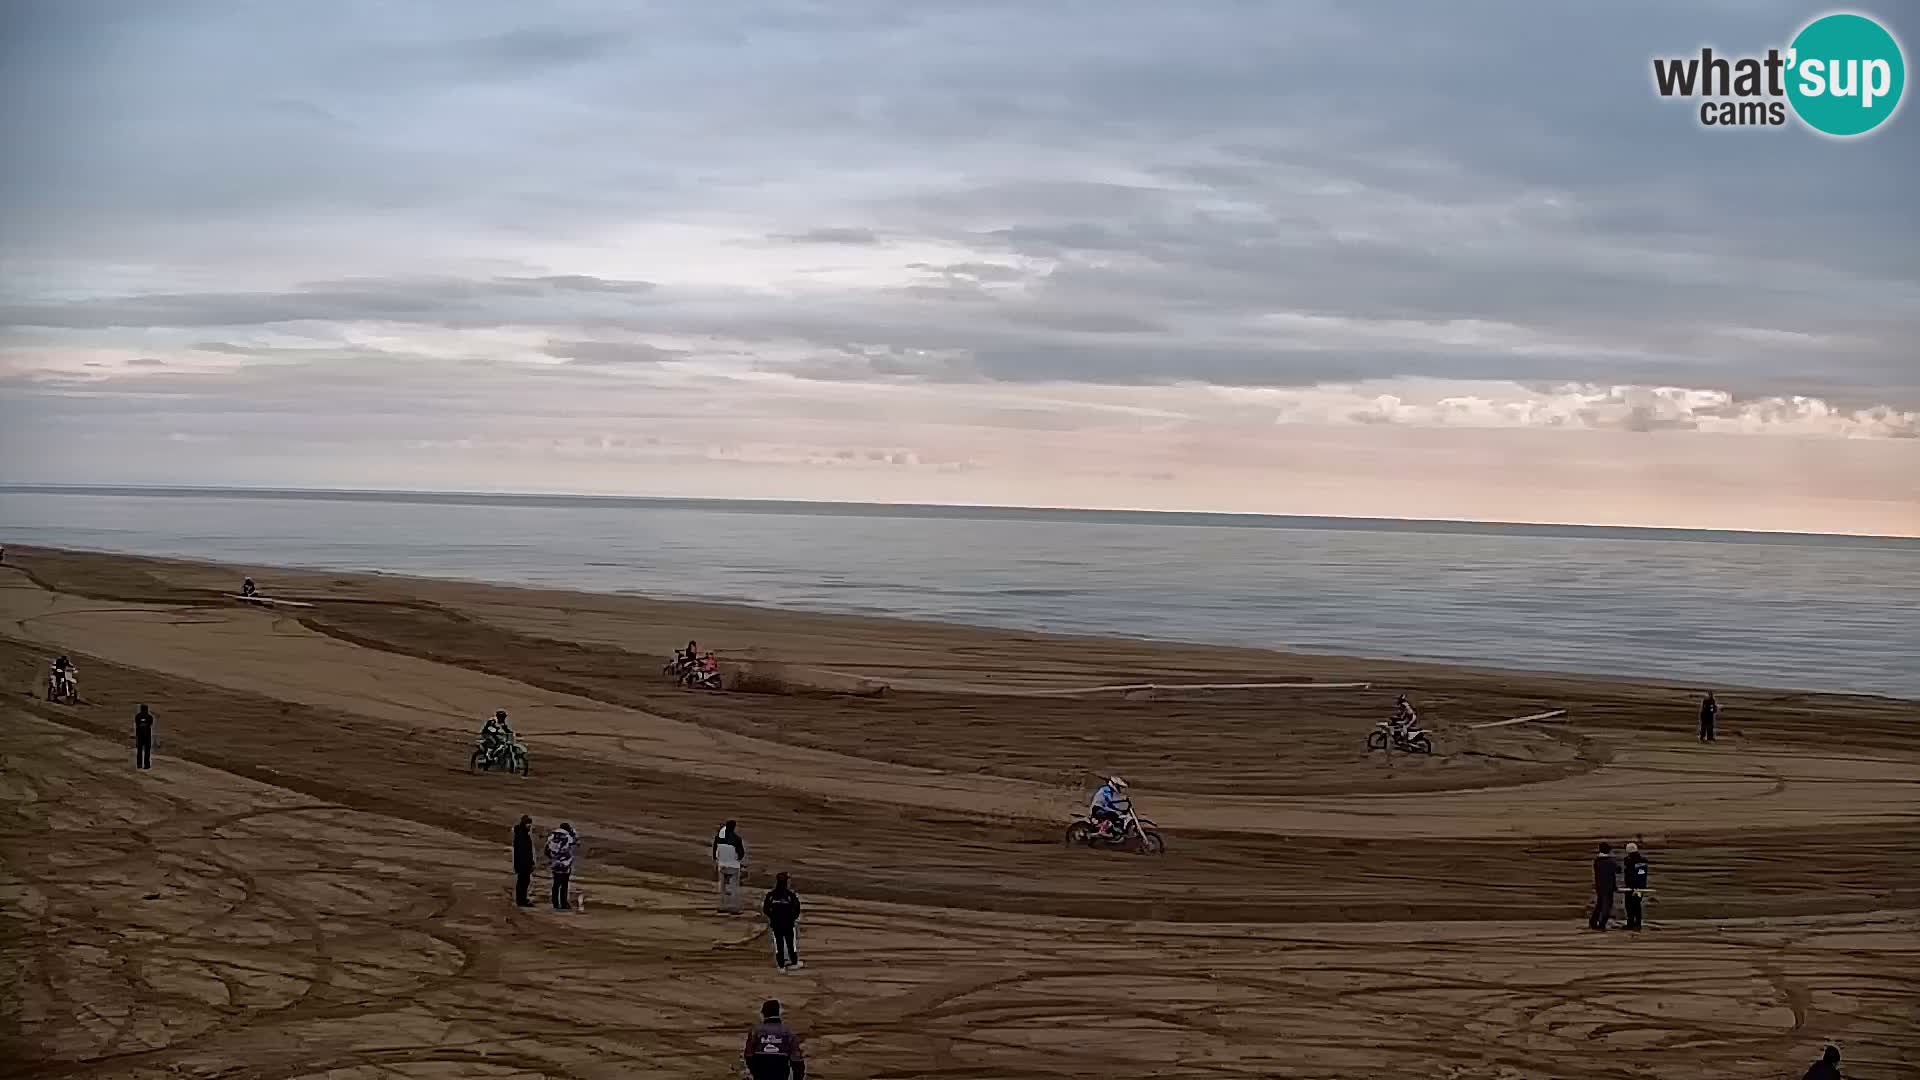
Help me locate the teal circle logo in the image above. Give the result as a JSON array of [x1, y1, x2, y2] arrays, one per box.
[[1786, 13, 1905, 136]]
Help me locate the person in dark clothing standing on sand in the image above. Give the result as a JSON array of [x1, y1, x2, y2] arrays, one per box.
[[133, 705, 154, 769], [512, 816, 535, 907], [1802, 1044, 1843, 1079], [1698, 692, 1719, 742], [763, 872, 803, 971], [546, 822, 578, 911], [744, 999, 806, 1079], [1589, 843, 1618, 930], [1622, 841, 1650, 930]]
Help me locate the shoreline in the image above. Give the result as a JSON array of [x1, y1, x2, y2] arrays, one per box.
[[6, 541, 1912, 703]]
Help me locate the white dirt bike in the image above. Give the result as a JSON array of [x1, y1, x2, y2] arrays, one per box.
[[1065, 803, 1166, 855], [46, 667, 80, 704], [1367, 718, 1432, 754]]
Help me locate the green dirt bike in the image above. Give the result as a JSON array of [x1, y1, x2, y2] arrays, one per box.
[[469, 732, 530, 776]]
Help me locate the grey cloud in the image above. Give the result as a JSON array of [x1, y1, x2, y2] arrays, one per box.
[[770, 227, 884, 246], [1, 0, 1914, 413], [2, 276, 656, 329], [909, 262, 1029, 284]]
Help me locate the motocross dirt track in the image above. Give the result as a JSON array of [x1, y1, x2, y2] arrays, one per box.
[[1, 547, 1916, 1079]]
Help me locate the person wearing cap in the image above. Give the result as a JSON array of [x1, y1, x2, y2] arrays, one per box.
[[1802, 1044, 1843, 1079], [1622, 841, 1650, 931], [512, 815, 536, 908], [1589, 843, 1619, 930], [743, 998, 806, 1079]]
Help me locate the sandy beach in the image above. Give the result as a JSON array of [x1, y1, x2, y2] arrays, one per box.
[[2, 544, 1915, 1078]]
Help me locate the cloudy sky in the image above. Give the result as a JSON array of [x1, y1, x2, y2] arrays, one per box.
[[2, 1, 1915, 534]]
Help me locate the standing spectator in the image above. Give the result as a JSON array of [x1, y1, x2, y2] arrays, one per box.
[[1698, 692, 1719, 743], [512, 815, 536, 908], [713, 820, 748, 914], [133, 705, 155, 770], [763, 872, 803, 972], [545, 822, 578, 912], [1622, 841, 1650, 931], [1802, 1044, 1843, 1079], [1589, 843, 1618, 930], [743, 999, 806, 1080]]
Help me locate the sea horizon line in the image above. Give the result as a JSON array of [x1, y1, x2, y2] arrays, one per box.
[[5, 481, 1916, 548]]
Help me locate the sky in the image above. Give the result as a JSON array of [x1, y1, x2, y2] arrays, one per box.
[[1, 1, 1916, 535]]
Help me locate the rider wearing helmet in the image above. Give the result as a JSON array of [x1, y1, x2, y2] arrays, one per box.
[[1089, 776, 1130, 838], [1391, 694, 1419, 731], [241, 577, 257, 598], [480, 710, 513, 758]]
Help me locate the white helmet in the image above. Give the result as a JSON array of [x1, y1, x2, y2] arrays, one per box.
[[1108, 775, 1127, 789]]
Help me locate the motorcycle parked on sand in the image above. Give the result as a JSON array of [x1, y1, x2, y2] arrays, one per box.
[[469, 732, 530, 776], [1065, 803, 1165, 855], [46, 666, 79, 704], [1367, 718, 1432, 754]]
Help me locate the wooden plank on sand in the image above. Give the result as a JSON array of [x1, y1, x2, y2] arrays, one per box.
[[1468, 709, 1568, 730], [230, 595, 315, 609]]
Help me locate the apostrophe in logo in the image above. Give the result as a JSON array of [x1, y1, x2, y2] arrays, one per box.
[[1787, 13, 1905, 136], [1651, 11, 1906, 137]]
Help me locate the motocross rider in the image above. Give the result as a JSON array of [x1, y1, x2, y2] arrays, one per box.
[[1089, 776, 1130, 838], [480, 710, 514, 758], [50, 655, 77, 692], [241, 577, 257, 597], [1390, 694, 1419, 732]]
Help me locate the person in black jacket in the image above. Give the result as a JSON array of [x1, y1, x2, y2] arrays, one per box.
[[512, 815, 535, 908], [763, 872, 802, 971], [1622, 841, 1650, 930], [1698, 692, 1719, 742], [1802, 1043, 1843, 1079], [1589, 843, 1618, 930], [133, 705, 155, 770]]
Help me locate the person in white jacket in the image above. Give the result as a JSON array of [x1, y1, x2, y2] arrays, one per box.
[[712, 820, 748, 913]]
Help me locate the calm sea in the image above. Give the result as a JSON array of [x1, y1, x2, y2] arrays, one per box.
[[3, 487, 1916, 699]]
